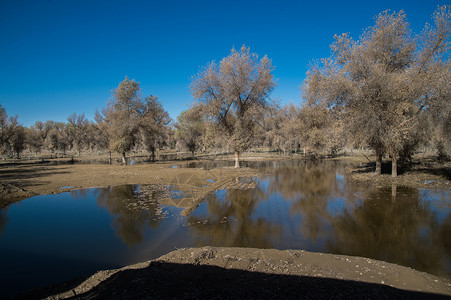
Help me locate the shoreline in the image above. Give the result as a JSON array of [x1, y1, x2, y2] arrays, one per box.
[[19, 247, 451, 299], [1, 154, 450, 206]]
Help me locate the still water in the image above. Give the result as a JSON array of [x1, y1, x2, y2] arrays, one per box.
[[0, 160, 450, 297]]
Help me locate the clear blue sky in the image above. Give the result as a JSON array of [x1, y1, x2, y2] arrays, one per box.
[[0, 0, 446, 127]]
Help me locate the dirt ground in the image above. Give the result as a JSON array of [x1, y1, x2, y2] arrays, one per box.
[[343, 156, 451, 190], [1, 154, 450, 208], [20, 247, 451, 299], [2, 154, 451, 299], [0, 157, 263, 211]]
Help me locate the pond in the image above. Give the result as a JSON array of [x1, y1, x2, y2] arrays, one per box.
[[0, 160, 450, 298]]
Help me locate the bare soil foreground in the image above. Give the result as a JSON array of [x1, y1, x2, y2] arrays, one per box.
[[19, 247, 451, 299]]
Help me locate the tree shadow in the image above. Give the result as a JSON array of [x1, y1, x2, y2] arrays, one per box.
[[20, 262, 450, 300], [352, 157, 451, 179], [0, 163, 70, 184], [351, 161, 392, 175], [407, 165, 451, 181]]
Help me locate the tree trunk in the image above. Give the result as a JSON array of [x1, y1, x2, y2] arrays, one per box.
[[151, 149, 155, 162], [109, 151, 112, 165], [121, 152, 127, 165], [375, 149, 382, 175], [191, 150, 195, 158], [391, 155, 397, 177], [391, 184, 397, 201], [234, 151, 240, 168]]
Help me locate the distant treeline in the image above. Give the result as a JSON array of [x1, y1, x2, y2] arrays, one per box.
[[0, 6, 450, 176]]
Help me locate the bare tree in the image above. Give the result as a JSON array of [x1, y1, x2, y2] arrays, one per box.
[[303, 6, 451, 176], [9, 118, 25, 159], [0, 105, 27, 159], [102, 77, 142, 165], [139, 95, 171, 162], [278, 103, 302, 155], [191, 46, 276, 168], [175, 105, 205, 157], [26, 125, 43, 154], [414, 6, 451, 159], [0, 104, 9, 155], [67, 113, 89, 156]]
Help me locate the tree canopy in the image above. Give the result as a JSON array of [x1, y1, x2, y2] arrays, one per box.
[[191, 45, 276, 167], [303, 6, 451, 176]]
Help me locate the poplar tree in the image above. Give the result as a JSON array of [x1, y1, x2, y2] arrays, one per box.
[[103, 77, 142, 165], [191, 46, 276, 168], [303, 6, 450, 176]]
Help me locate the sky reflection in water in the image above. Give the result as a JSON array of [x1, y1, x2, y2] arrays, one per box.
[[0, 160, 450, 297]]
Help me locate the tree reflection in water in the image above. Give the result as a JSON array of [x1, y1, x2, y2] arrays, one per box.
[[267, 160, 345, 241], [96, 185, 170, 247], [0, 207, 8, 235], [187, 186, 281, 248], [0, 160, 449, 279], [328, 186, 451, 278]]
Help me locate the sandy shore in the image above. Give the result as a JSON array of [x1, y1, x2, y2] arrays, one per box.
[[19, 247, 451, 299]]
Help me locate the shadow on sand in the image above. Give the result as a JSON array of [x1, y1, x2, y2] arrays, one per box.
[[17, 261, 449, 300]]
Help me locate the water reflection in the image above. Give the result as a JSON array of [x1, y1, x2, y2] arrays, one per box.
[[96, 185, 169, 246], [187, 187, 281, 248], [0, 208, 8, 235], [327, 186, 451, 278], [0, 159, 450, 298], [268, 161, 342, 241], [183, 161, 450, 278]]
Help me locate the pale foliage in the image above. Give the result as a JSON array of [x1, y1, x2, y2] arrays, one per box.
[[0, 105, 26, 158], [139, 95, 171, 160], [67, 113, 89, 155], [303, 6, 451, 173], [102, 77, 142, 160], [99, 77, 170, 163], [191, 46, 276, 160], [175, 105, 205, 156]]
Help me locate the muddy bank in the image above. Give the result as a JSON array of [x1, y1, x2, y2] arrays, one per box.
[[344, 156, 451, 190], [21, 247, 451, 299], [0, 159, 263, 209], [1, 155, 450, 207]]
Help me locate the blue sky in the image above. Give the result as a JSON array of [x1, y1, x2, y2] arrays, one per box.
[[0, 0, 446, 127]]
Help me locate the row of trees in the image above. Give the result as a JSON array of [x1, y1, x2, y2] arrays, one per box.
[[1, 108, 105, 159], [0, 6, 449, 176], [0, 98, 337, 163]]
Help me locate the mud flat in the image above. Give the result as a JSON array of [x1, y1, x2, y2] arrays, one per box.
[[20, 247, 451, 299], [0, 160, 263, 209]]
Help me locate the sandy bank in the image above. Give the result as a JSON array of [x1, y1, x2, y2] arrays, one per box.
[[20, 247, 451, 299]]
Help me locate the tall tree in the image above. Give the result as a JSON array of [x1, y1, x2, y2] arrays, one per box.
[[414, 6, 451, 159], [191, 46, 276, 168], [67, 113, 89, 156], [139, 95, 171, 161], [303, 6, 451, 176], [102, 77, 142, 165], [175, 106, 205, 157], [0, 105, 26, 158], [26, 125, 43, 154], [9, 118, 25, 159], [0, 105, 9, 154]]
